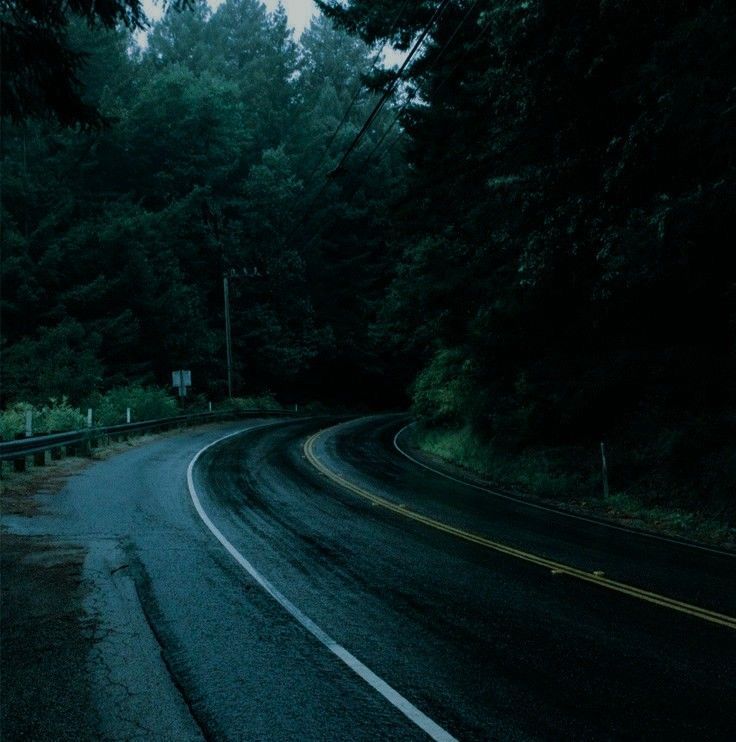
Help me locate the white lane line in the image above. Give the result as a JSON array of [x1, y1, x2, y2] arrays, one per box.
[[187, 427, 457, 742], [393, 423, 735, 558]]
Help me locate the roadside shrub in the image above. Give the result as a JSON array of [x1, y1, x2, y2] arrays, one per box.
[[42, 398, 88, 432], [94, 386, 178, 425], [0, 403, 33, 440], [411, 349, 478, 427], [0, 398, 87, 439], [227, 394, 282, 412]]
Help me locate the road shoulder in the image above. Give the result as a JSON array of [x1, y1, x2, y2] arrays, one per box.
[[0, 428, 220, 740], [396, 422, 736, 554]]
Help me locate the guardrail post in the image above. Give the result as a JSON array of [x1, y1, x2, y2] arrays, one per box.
[[13, 433, 26, 472], [33, 450, 46, 467], [49, 431, 64, 459]]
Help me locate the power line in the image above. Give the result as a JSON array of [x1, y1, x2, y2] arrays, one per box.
[[354, 0, 486, 177], [328, 0, 453, 178], [294, 1, 492, 252], [297, 1, 490, 248], [337, 0, 489, 210], [289, 0, 452, 241], [285, 0, 416, 245], [358, 5, 495, 178], [300, 0, 414, 196]]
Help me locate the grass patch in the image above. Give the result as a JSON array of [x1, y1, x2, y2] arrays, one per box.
[[1, 387, 179, 438], [602, 492, 733, 545], [224, 394, 282, 412], [416, 425, 598, 502], [412, 424, 735, 548]]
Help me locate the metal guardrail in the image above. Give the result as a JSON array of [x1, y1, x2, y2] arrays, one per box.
[[0, 408, 297, 465]]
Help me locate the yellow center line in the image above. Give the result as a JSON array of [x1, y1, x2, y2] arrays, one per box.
[[304, 430, 736, 631]]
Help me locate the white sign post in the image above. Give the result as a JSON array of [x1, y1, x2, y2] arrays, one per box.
[[600, 441, 609, 498]]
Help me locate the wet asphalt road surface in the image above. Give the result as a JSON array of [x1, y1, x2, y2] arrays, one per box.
[[3, 415, 735, 740]]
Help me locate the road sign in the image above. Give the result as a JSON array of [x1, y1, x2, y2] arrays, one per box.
[[172, 370, 192, 397], [172, 370, 192, 387]]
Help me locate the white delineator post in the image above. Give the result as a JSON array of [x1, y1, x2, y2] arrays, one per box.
[[25, 410, 33, 437], [126, 407, 131, 423], [600, 441, 609, 498], [87, 408, 93, 427]]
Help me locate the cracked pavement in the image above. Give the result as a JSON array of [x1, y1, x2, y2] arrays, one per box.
[[2, 423, 253, 740]]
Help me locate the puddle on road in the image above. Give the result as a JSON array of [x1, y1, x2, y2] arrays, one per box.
[[1, 533, 99, 739]]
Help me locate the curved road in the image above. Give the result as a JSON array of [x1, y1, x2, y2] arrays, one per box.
[[4, 415, 735, 740]]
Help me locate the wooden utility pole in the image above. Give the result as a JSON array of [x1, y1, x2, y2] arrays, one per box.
[[223, 274, 233, 399]]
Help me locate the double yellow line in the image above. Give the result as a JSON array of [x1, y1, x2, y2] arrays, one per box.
[[304, 430, 736, 631]]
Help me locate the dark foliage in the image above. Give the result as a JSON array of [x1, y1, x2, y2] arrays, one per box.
[[1, 2, 405, 406], [2, 0, 734, 510], [1, 0, 187, 127], [322, 0, 736, 508]]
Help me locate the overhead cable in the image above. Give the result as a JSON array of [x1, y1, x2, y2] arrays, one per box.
[[300, 0, 414, 195], [360, 4, 494, 176], [328, 0, 453, 177]]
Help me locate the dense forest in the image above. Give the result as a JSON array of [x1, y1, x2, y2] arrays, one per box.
[[2, 0, 407, 405], [2, 0, 734, 521]]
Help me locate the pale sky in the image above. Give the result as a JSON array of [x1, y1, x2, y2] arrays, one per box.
[[265, 0, 317, 35], [142, 0, 317, 36]]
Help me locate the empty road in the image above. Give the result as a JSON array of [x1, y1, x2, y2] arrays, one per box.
[[3, 415, 735, 740]]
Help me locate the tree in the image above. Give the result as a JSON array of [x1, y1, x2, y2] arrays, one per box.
[[324, 0, 736, 506], [1, 1, 409, 405], [1, 321, 103, 404], [0, 0, 192, 126]]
